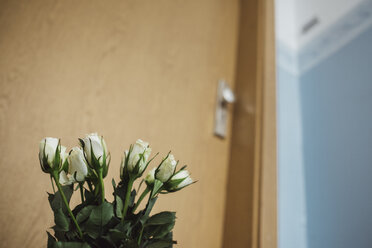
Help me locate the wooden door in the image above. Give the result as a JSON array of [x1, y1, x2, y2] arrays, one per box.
[[0, 1, 240, 247], [222, 0, 277, 247]]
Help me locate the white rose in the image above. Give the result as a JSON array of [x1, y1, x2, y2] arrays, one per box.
[[169, 170, 193, 190], [39, 137, 67, 172], [80, 133, 108, 167], [60, 146, 68, 166], [39, 137, 58, 165], [59, 171, 74, 185], [145, 168, 156, 185], [126, 139, 151, 174], [68, 147, 88, 182], [156, 154, 177, 182]]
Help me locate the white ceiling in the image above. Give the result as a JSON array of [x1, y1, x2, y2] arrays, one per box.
[[276, 0, 364, 51]]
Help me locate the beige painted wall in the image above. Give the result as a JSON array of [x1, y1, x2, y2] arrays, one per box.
[[0, 1, 239, 247]]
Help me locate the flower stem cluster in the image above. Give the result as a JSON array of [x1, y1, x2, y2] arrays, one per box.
[[39, 133, 109, 240], [119, 140, 194, 222], [39, 134, 194, 247]]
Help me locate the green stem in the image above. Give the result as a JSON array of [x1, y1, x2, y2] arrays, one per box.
[[87, 181, 93, 192], [133, 187, 150, 212], [79, 183, 85, 203], [138, 193, 156, 246], [121, 177, 134, 222], [98, 169, 105, 204], [50, 175, 56, 194], [52, 172, 83, 239], [138, 226, 144, 245]]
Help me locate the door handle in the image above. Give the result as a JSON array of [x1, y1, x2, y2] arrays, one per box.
[[214, 79, 235, 138]]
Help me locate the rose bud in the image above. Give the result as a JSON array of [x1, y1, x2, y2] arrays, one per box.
[[68, 147, 88, 182], [155, 154, 177, 182], [39, 137, 68, 173], [59, 171, 74, 185], [79, 133, 109, 172], [166, 169, 194, 192], [145, 168, 156, 186], [123, 139, 151, 177]]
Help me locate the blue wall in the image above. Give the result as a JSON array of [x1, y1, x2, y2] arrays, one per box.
[[300, 25, 372, 248], [277, 64, 308, 248]]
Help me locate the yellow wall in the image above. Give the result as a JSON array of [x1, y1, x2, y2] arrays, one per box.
[[0, 1, 239, 247]]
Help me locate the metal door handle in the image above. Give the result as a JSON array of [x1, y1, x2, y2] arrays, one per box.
[[214, 80, 235, 138], [222, 84, 235, 103]]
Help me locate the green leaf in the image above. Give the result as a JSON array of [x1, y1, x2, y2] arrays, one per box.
[[47, 232, 56, 248], [121, 239, 138, 248], [53, 141, 62, 170], [153, 223, 175, 239], [127, 188, 137, 211], [93, 237, 115, 248], [146, 212, 176, 226], [48, 185, 73, 214], [113, 221, 131, 234], [81, 219, 100, 239], [109, 221, 132, 243], [80, 202, 114, 239], [84, 188, 95, 203], [163, 178, 185, 191], [76, 206, 94, 224], [146, 240, 175, 248], [144, 213, 176, 240], [151, 180, 163, 198], [54, 208, 69, 231], [54, 241, 91, 248], [62, 159, 69, 173], [65, 230, 80, 241], [140, 197, 158, 225], [144, 222, 175, 239], [89, 202, 114, 226], [106, 229, 125, 244], [115, 195, 123, 218], [113, 181, 127, 204], [53, 228, 67, 242]]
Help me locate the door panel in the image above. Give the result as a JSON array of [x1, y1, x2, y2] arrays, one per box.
[[0, 1, 239, 247], [222, 0, 277, 247], [257, 0, 277, 247]]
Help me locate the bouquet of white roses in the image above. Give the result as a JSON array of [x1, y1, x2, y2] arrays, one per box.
[[39, 133, 194, 248]]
